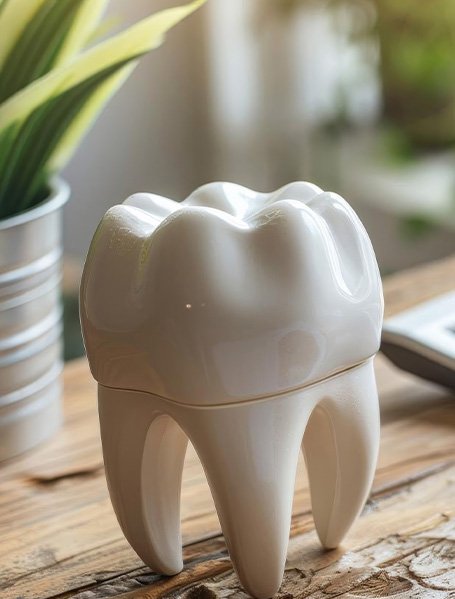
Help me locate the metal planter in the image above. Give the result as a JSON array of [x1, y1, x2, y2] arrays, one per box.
[[0, 179, 69, 462]]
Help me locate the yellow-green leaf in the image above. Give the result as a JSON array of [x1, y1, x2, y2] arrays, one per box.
[[0, 0, 47, 67], [0, 0, 109, 102], [0, 0, 204, 130], [0, 56, 138, 215], [0, 0, 205, 216], [87, 14, 123, 45], [48, 64, 133, 171], [54, 0, 109, 65]]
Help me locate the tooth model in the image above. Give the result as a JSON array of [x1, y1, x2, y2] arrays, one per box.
[[80, 182, 383, 599]]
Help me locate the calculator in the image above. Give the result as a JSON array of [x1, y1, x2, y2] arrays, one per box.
[[381, 291, 455, 390]]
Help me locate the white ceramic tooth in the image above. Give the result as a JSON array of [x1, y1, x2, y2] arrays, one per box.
[[173, 389, 313, 599], [302, 358, 380, 548], [80, 181, 383, 599], [98, 385, 188, 575], [96, 360, 378, 598]]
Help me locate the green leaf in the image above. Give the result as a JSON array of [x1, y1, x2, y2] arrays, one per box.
[[0, 0, 205, 217], [86, 14, 123, 45], [52, 0, 109, 65], [0, 0, 204, 131], [0, 0, 47, 67], [48, 65, 133, 172], [0, 0, 108, 102], [0, 57, 139, 218]]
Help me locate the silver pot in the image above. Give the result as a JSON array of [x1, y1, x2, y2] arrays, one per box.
[[0, 179, 69, 462]]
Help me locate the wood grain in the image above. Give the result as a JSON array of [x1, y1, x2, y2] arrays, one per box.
[[0, 255, 454, 599]]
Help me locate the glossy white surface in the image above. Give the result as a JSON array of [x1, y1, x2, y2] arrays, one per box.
[[98, 359, 379, 599], [81, 182, 383, 405], [80, 182, 383, 598]]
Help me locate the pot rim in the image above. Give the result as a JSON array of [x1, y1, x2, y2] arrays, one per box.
[[0, 177, 70, 231]]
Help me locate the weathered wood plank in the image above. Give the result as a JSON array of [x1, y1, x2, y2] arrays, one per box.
[[0, 256, 454, 599], [33, 463, 454, 599]]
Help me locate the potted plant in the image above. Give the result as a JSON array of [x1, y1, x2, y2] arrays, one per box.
[[0, 0, 203, 461]]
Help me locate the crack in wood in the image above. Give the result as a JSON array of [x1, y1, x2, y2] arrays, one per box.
[[371, 460, 455, 500], [375, 448, 455, 473], [327, 571, 413, 597], [27, 464, 104, 485]]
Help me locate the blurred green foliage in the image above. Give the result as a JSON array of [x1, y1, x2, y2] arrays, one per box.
[[377, 0, 455, 150], [270, 0, 455, 151], [399, 215, 436, 240]]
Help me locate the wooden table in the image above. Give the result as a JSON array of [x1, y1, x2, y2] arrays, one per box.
[[1, 257, 454, 599]]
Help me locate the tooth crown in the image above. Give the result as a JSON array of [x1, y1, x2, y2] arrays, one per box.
[[80, 182, 383, 405]]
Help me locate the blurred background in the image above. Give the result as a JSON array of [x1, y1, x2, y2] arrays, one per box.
[[62, 0, 455, 359]]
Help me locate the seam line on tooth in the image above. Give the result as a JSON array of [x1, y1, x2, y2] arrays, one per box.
[[99, 356, 375, 410]]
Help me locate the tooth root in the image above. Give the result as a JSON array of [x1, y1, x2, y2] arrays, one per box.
[[98, 385, 188, 575], [97, 361, 379, 596], [180, 396, 312, 599], [303, 359, 380, 549]]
